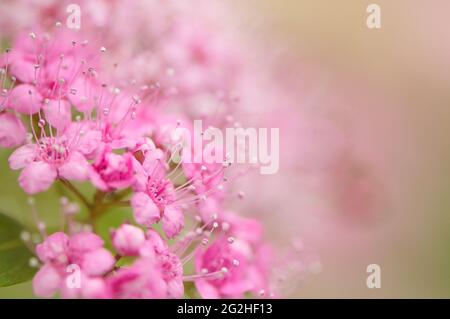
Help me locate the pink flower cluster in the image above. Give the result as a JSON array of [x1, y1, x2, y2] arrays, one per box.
[[31, 212, 272, 298], [0, 26, 284, 299]]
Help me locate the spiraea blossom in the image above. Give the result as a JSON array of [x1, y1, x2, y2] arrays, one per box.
[[0, 24, 310, 299]]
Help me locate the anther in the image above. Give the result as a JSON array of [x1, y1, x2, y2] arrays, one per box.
[[29, 257, 39, 268], [20, 231, 31, 242]]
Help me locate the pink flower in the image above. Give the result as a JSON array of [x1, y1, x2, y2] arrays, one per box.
[[33, 231, 115, 298], [108, 224, 184, 298], [140, 229, 169, 255], [107, 257, 168, 299], [3, 30, 98, 122], [89, 146, 137, 192], [158, 251, 184, 298], [139, 229, 184, 298], [112, 224, 146, 256], [0, 2, 286, 300], [8, 136, 89, 194], [194, 237, 254, 298], [131, 150, 184, 238], [35, 232, 70, 265], [67, 124, 103, 160], [0, 112, 26, 148]]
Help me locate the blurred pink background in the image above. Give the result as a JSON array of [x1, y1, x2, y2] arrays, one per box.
[[0, 0, 449, 298]]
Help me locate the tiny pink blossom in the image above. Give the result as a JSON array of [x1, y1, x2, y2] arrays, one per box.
[[112, 224, 146, 256], [89, 147, 136, 192], [107, 257, 168, 299], [158, 251, 184, 298], [33, 231, 115, 298], [131, 150, 184, 238], [9, 137, 89, 194], [194, 237, 253, 298], [35, 232, 69, 265]]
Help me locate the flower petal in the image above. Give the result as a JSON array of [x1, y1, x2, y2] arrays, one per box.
[[0, 112, 26, 148], [32, 264, 62, 298], [6, 84, 42, 114], [162, 205, 184, 239], [82, 248, 115, 276], [112, 224, 146, 256], [195, 279, 220, 299], [69, 232, 104, 253], [19, 161, 57, 194], [35, 232, 69, 264], [8, 144, 37, 170], [131, 192, 161, 227], [42, 99, 71, 131], [58, 151, 89, 181]]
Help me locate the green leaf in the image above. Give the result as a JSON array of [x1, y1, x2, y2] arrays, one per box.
[[0, 212, 36, 287]]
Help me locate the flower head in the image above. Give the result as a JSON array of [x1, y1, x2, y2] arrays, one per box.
[[33, 231, 115, 298]]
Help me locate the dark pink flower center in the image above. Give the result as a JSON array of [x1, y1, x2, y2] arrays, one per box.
[[39, 139, 69, 165]]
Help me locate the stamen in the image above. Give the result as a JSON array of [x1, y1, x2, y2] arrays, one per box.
[[28, 257, 40, 268]]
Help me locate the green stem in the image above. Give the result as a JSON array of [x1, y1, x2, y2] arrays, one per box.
[[60, 181, 132, 231], [60, 179, 92, 210], [90, 191, 107, 226], [112, 188, 132, 201]]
